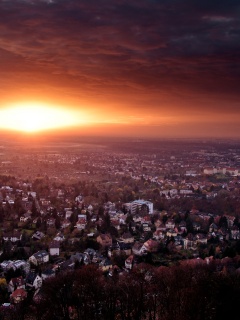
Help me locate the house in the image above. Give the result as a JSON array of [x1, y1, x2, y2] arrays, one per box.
[[8, 276, 25, 293], [153, 229, 165, 240], [118, 232, 134, 244], [133, 215, 142, 223], [2, 231, 22, 243], [196, 233, 208, 245], [40, 199, 51, 207], [87, 204, 93, 212], [119, 214, 127, 225], [125, 255, 134, 270], [225, 215, 235, 228], [57, 260, 75, 272], [70, 252, 85, 264], [25, 271, 42, 290], [42, 268, 56, 280], [90, 215, 97, 223], [132, 242, 147, 256], [179, 189, 193, 195], [154, 219, 163, 229], [230, 225, 240, 240], [166, 229, 177, 237], [32, 217, 40, 224], [47, 218, 55, 227], [40, 209, 47, 216], [49, 241, 60, 256], [174, 235, 183, 247], [65, 210, 73, 219], [61, 219, 71, 229], [75, 194, 83, 203], [143, 215, 151, 223], [0, 260, 30, 273], [75, 216, 87, 230], [108, 242, 120, 258], [92, 252, 103, 264], [111, 219, 121, 230], [157, 223, 167, 231], [27, 191, 36, 199], [10, 288, 27, 304], [53, 233, 65, 242], [84, 248, 97, 259], [108, 265, 121, 277], [20, 216, 31, 222], [165, 219, 175, 229], [178, 221, 187, 233], [99, 258, 112, 272], [142, 239, 159, 253], [183, 234, 197, 250], [128, 199, 153, 214], [58, 189, 65, 198], [142, 222, 152, 232], [217, 227, 229, 241], [119, 242, 132, 256], [96, 234, 112, 248], [32, 231, 45, 241], [29, 250, 49, 265], [129, 221, 137, 232], [209, 223, 218, 233], [193, 222, 201, 231]]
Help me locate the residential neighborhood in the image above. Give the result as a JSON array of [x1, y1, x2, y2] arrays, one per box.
[[0, 138, 240, 318]]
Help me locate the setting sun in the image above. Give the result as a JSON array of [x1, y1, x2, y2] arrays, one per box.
[[0, 103, 88, 133]]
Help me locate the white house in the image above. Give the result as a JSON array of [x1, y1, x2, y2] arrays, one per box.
[[75, 215, 87, 230], [25, 271, 42, 290], [132, 242, 147, 256], [2, 231, 22, 243], [49, 241, 60, 256], [29, 250, 49, 265], [127, 199, 153, 214], [8, 276, 25, 293]]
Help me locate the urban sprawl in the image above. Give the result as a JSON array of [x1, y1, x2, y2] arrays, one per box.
[[0, 138, 240, 318]]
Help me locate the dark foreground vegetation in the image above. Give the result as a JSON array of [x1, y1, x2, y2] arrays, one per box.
[[1, 260, 240, 320]]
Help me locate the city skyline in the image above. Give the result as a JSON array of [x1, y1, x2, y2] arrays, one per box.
[[0, 0, 240, 138]]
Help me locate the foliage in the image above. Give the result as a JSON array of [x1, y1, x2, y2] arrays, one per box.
[[27, 261, 240, 320]]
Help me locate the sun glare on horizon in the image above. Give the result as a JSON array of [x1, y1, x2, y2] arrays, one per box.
[[0, 103, 88, 133]]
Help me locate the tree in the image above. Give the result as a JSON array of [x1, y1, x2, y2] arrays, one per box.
[[186, 217, 194, 233], [102, 278, 119, 320], [31, 199, 38, 217], [98, 205, 105, 217], [13, 196, 23, 215], [37, 271, 75, 320], [0, 205, 4, 222], [233, 216, 239, 227], [111, 252, 127, 268], [4, 201, 12, 216], [0, 278, 8, 305], [55, 216, 61, 229], [69, 211, 78, 226], [219, 215, 228, 229], [102, 212, 111, 231], [140, 204, 149, 215], [162, 214, 168, 224], [36, 217, 41, 229]]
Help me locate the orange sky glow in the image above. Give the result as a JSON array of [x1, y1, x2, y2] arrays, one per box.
[[0, 1, 240, 139]]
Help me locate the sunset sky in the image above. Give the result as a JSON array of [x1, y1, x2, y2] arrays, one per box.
[[0, 0, 240, 138]]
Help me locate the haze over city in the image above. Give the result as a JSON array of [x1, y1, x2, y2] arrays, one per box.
[[0, 0, 240, 138]]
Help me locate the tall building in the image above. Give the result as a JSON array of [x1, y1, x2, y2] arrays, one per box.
[[126, 199, 153, 215]]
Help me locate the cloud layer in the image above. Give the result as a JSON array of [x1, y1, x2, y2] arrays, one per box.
[[0, 0, 240, 137]]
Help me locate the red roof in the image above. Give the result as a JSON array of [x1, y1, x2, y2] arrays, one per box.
[[11, 288, 27, 298]]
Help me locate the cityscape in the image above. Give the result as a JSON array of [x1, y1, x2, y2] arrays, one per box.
[[0, 136, 240, 318], [0, 0, 240, 319]]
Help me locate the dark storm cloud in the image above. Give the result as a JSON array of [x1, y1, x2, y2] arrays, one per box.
[[0, 0, 240, 112]]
